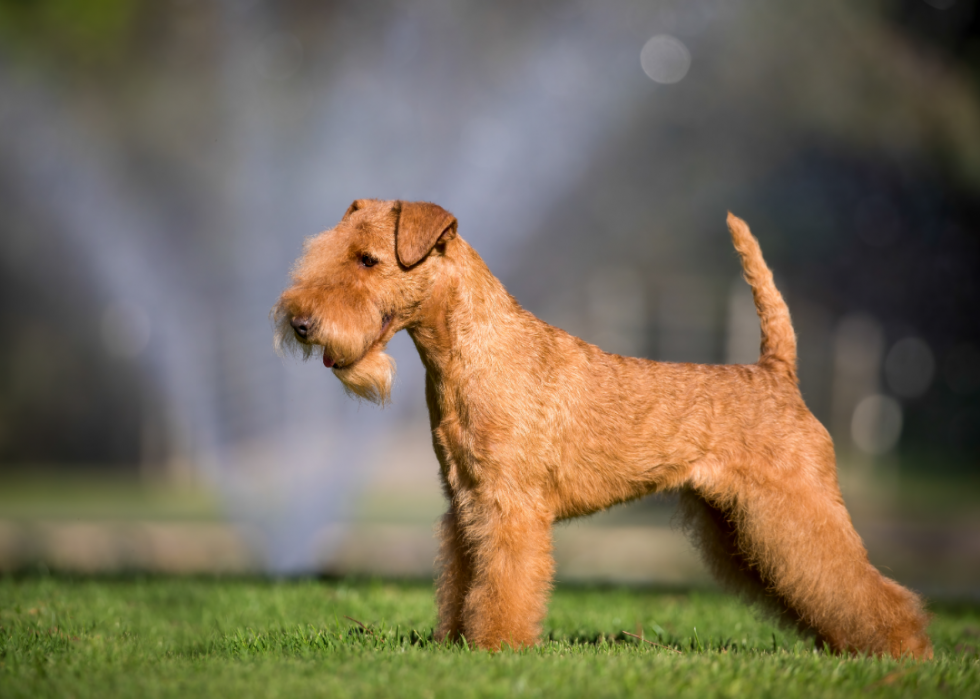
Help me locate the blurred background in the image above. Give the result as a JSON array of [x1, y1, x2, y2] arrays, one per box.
[[0, 0, 978, 594]]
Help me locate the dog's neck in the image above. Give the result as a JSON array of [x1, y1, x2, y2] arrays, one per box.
[[407, 238, 524, 382]]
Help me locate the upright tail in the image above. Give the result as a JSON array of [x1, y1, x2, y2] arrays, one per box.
[[727, 213, 797, 380]]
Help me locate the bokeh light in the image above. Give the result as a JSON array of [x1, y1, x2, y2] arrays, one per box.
[[852, 394, 903, 455], [884, 337, 935, 399], [640, 34, 690, 84]]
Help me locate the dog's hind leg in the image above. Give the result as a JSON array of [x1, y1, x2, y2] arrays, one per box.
[[690, 456, 932, 658], [677, 487, 825, 644]]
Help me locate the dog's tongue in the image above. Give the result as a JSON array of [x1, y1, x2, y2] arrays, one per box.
[[322, 349, 335, 368]]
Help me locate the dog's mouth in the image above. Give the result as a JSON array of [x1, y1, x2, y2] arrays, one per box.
[[323, 313, 394, 370]]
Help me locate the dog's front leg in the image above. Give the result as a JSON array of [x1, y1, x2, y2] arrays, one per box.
[[434, 507, 472, 642], [458, 499, 554, 650]]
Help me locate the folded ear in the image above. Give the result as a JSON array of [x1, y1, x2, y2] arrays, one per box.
[[395, 201, 458, 267], [342, 198, 379, 221]]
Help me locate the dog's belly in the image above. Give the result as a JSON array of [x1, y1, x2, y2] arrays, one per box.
[[549, 452, 693, 520]]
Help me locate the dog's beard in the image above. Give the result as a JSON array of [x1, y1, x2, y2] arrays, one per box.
[[272, 301, 394, 405], [335, 348, 395, 405]]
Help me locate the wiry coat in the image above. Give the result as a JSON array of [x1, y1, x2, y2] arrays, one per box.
[[274, 200, 932, 658]]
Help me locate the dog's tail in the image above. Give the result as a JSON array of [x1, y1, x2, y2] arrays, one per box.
[[727, 212, 797, 381]]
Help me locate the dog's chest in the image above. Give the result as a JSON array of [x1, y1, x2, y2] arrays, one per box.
[[425, 373, 532, 487]]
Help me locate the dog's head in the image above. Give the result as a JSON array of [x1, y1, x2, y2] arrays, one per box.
[[272, 199, 457, 404]]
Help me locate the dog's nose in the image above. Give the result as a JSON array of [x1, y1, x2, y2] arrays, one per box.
[[290, 316, 310, 339]]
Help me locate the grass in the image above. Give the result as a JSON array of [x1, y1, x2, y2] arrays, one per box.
[[0, 575, 977, 698], [0, 473, 219, 521]]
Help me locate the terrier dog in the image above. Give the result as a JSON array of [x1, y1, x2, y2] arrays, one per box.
[[274, 199, 932, 658]]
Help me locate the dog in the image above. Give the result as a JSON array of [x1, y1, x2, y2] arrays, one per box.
[[273, 199, 932, 658]]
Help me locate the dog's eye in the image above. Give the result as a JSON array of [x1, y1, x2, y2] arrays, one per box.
[[360, 253, 379, 268]]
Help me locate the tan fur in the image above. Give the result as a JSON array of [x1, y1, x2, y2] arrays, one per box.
[[273, 201, 932, 658]]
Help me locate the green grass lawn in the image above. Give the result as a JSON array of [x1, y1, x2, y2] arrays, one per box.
[[0, 575, 977, 698]]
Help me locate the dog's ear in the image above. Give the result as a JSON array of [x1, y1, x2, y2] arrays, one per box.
[[342, 199, 378, 221], [395, 201, 458, 267]]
